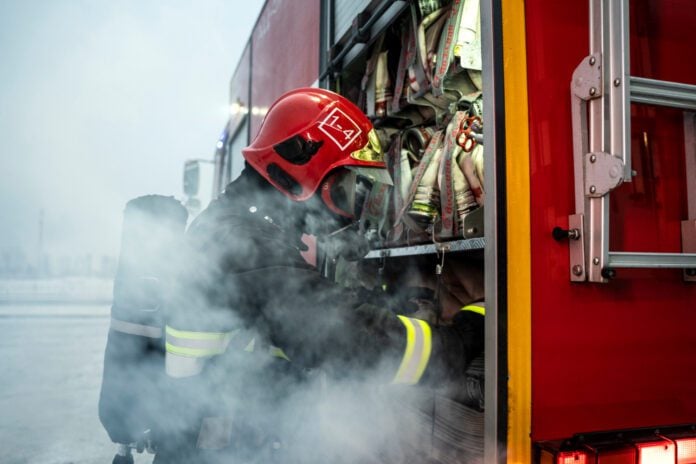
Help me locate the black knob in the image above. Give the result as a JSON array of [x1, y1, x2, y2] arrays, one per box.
[[601, 268, 617, 280], [553, 227, 581, 241]]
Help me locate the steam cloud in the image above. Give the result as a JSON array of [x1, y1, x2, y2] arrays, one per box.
[[100, 176, 484, 464]]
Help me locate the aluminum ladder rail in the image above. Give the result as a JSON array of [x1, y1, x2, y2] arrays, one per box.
[[567, 0, 696, 282]]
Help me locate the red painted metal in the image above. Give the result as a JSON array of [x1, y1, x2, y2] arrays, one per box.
[[250, 0, 321, 139], [526, 0, 696, 441], [228, 43, 251, 137]]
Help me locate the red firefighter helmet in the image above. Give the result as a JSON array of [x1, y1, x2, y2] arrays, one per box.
[[242, 88, 387, 205]]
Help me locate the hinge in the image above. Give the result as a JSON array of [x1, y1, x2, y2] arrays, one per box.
[[584, 152, 624, 197], [571, 53, 602, 101]]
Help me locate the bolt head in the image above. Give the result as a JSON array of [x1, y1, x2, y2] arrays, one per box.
[[589, 87, 597, 96], [589, 185, 597, 194], [614, 78, 621, 86], [589, 56, 596, 65], [593, 257, 600, 265], [572, 265, 583, 276], [590, 154, 597, 163]]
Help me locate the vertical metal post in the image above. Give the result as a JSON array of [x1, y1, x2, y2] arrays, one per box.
[[608, 0, 631, 180], [585, 0, 611, 282], [319, 0, 335, 89], [683, 112, 696, 281], [482, 0, 507, 462]]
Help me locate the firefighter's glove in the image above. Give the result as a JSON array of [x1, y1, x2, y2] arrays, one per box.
[[398, 286, 438, 323], [429, 310, 484, 408]]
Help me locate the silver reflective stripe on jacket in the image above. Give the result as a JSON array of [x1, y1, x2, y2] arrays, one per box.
[[110, 317, 162, 338], [165, 353, 209, 379]]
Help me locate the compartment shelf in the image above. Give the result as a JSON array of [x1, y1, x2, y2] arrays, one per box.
[[363, 237, 485, 259]]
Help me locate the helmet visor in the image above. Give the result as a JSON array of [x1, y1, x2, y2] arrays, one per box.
[[320, 169, 358, 219], [320, 169, 378, 220]]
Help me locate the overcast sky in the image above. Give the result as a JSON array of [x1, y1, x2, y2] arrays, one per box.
[[0, 0, 265, 261]]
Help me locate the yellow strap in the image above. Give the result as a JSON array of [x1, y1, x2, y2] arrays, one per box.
[[461, 303, 485, 316], [392, 316, 432, 385]]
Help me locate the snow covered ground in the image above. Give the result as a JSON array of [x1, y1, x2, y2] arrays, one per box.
[[0, 304, 153, 464], [0, 278, 113, 304]]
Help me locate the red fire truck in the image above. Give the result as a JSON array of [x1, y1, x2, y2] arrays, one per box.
[[183, 0, 696, 462]]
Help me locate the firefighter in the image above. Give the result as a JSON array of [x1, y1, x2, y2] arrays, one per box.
[[156, 87, 484, 463]]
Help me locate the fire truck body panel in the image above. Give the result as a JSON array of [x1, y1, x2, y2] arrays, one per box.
[[249, 0, 321, 139], [525, 0, 696, 441], [218, 43, 251, 188], [201, 0, 696, 461]]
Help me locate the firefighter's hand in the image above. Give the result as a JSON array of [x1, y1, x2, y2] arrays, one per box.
[[430, 310, 484, 406], [387, 286, 438, 320], [451, 310, 485, 409], [448, 309, 485, 367]]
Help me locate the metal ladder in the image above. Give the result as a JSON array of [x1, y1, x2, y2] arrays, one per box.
[[566, 0, 696, 283]]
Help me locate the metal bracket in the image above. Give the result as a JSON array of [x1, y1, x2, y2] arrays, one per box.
[[569, 214, 586, 281], [683, 221, 696, 282], [584, 152, 625, 197], [570, 53, 603, 213], [572, 53, 602, 100], [461, 206, 485, 238]]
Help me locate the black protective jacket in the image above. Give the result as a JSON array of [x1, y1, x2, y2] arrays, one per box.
[[159, 170, 484, 462]]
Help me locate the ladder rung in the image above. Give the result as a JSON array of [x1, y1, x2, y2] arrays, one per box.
[[608, 251, 696, 269], [630, 76, 696, 110]]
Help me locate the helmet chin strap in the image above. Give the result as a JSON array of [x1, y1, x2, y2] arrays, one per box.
[[326, 221, 359, 237]]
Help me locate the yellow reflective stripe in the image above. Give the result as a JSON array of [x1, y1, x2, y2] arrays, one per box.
[[396, 316, 416, 378], [243, 338, 256, 352], [413, 319, 431, 380], [462, 304, 485, 316], [165, 325, 237, 359], [165, 325, 232, 340], [165, 342, 226, 358], [165, 325, 291, 362], [392, 316, 432, 385], [269, 346, 291, 361]]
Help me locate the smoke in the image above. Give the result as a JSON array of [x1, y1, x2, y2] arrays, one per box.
[[98, 170, 485, 464], [0, 0, 489, 457], [0, 2, 266, 463], [0, 0, 263, 263]]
